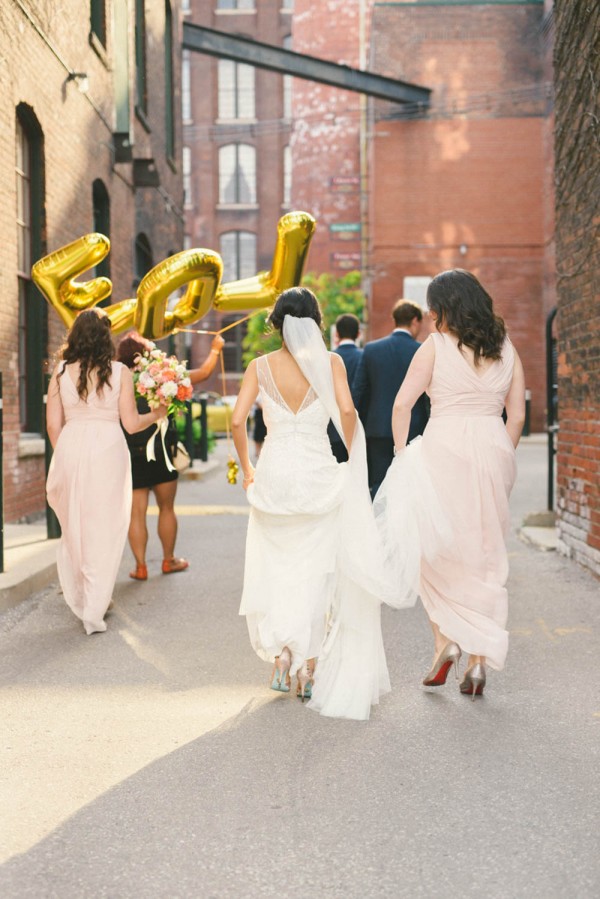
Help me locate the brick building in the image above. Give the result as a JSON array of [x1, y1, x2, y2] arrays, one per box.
[[0, 0, 184, 523], [182, 0, 293, 388], [553, 0, 600, 576], [366, 0, 552, 431], [290, 0, 370, 277]]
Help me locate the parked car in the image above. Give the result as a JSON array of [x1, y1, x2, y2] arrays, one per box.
[[193, 393, 237, 434]]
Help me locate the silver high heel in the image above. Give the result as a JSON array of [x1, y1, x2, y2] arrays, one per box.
[[270, 647, 292, 693], [422, 642, 462, 686], [460, 663, 486, 701]]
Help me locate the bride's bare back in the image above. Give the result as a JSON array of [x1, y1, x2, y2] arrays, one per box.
[[264, 348, 312, 415]]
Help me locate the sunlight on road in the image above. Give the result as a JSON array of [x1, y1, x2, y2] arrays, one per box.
[[147, 505, 250, 516], [0, 683, 272, 863]]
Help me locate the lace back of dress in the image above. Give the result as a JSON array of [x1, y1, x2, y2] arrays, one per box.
[[257, 355, 317, 413]]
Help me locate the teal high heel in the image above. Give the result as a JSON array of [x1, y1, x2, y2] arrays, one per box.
[[270, 647, 291, 693], [296, 661, 314, 702]]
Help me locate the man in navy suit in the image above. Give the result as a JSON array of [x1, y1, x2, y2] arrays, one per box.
[[329, 314, 363, 463], [352, 300, 429, 497]]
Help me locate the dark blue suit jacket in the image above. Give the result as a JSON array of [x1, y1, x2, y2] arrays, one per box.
[[329, 342, 363, 447], [352, 331, 429, 441], [335, 342, 363, 388]]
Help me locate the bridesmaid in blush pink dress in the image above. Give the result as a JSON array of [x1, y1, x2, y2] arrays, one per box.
[[380, 270, 526, 700], [46, 310, 167, 635]]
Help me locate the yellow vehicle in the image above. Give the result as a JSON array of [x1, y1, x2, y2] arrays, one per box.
[[192, 393, 237, 434]]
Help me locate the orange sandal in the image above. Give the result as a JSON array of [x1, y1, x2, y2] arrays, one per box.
[[129, 563, 148, 581], [161, 557, 189, 574]]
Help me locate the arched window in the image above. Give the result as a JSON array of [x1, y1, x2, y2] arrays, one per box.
[[183, 146, 192, 208], [218, 143, 256, 205], [283, 145, 291, 208], [164, 0, 175, 159], [283, 35, 292, 120], [90, 0, 107, 46], [16, 104, 47, 433], [135, 0, 148, 120], [217, 0, 255, 9], [220, 230, 257, 282], [218, 60, 255, 120], [113, 0, 130, 135], [135, 233, 154, 282], [92, 180, 111, 288], [182, 49, 192, 123]]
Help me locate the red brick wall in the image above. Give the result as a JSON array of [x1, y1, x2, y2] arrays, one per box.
[[184, 0, 293, 391], [553, 0, 600, 576], [369, 1, 549, 431], [0, 0, 183, 522], [291, 0, 374, 276]]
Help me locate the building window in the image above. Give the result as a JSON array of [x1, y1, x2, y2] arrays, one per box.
[[283, 35, 292, 120], [92, 180, 111, 289], [165, 0, 175, 159], [282, 0, 294, 9], [182, 49, 192, 123], [181, 0, 191, 12], [135, 232, 154, 281], [135, 0, 148, 120], [183, 146, 192, 208], [218, 60, 255, 120], [90, 0, 107, 46], [114, 0, 130, 134], [217, 0, 255, 10], [16, 105, 47, 434], [283, 145, 291, 207], [220, 230, 257, 282], [403, 276, 432, 311], [218, 144, 256, 205]]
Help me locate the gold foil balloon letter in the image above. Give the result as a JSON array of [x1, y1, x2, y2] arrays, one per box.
[[31, 233, 112, 329], [32, 212, 317, 339], [134, 249, 224, 340]]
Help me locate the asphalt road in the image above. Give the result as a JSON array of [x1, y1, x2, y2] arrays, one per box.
[[1, 440, 598, 898]]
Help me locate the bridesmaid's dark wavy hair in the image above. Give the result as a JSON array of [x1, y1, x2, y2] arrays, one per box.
[[57, 309, 115, 399], [268, 287, 323, 332], [427, 269, 506, 363]]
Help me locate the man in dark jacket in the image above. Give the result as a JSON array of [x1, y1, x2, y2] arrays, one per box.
[[352, 300, 429, 497], [329, 313, 363, 463]]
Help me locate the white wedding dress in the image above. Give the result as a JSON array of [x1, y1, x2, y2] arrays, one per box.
[[240, 316, 398, 720]]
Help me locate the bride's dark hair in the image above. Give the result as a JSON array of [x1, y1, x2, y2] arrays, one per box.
[[268, 287, 322, 332], [57, 308, 115, 399], [427, 269, 506, 363]]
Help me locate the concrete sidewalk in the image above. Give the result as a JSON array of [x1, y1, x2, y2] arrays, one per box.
[[0, 435, 558, 612], [0, 444, 226, 613]]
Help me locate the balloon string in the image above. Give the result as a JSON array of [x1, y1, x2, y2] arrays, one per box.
[[175, 308, 264, 467], [173, 308, 262, 337]]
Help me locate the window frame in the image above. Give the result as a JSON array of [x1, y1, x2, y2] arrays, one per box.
[[16, 106, 47, 435], [218, 143, 257, 207], [135, 0, 149, 127], [217, 59, 256, 121]]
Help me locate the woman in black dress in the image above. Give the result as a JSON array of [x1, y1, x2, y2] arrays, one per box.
[[117, 332, 224, 579]]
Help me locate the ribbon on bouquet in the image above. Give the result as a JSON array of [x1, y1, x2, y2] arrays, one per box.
[[146, 418, 175, 473]]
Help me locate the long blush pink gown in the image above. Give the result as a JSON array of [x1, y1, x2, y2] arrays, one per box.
[[418, 332, 517, 670], [46, 361, 132, 634]]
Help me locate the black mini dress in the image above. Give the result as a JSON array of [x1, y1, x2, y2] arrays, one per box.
[[124, 397, 179, 490]]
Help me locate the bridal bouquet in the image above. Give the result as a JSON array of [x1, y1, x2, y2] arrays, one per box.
[[132, 344, 193, 413]]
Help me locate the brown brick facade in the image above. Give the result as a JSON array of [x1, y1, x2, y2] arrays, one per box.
[[0, 0, 183, 523], [368, 1, 550, 431], [183, 0, 293, 391], [553, 0, 600, 575]]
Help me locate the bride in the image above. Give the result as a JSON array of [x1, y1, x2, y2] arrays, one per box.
[[232, 287, 397, 720]]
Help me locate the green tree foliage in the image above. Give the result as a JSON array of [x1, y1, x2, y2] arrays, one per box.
[[242, 270, 365, 367]]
